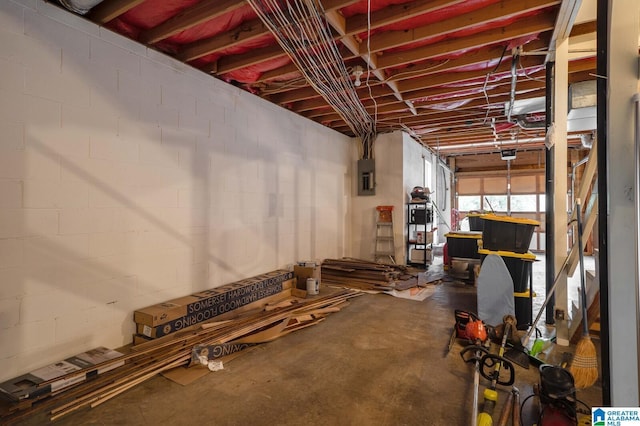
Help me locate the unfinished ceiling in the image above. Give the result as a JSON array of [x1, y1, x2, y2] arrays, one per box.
[[59, 0, 598, 156]]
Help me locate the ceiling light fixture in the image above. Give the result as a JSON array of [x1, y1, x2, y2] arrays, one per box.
[[353, 65, 364, 87]]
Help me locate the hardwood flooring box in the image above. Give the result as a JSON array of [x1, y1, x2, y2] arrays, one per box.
[[0, 347, 124, 402]]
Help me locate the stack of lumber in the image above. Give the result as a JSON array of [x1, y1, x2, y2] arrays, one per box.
[[321, 258, 418, 291], [0, 290, 361, 423]]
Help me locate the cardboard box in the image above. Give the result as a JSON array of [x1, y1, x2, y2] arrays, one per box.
[[134, 270, 293, 338], [416, 231, 433, 244], [133, 296, 196, 327], [294, 265, 321, 290], [410, 248, 432, 263], [136, 281, 293, 338], [0, 347, 124, 401], [134, 270, 294, 328]]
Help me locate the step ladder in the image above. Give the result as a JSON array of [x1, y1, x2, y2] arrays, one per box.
[[375, 206, 396, 264]]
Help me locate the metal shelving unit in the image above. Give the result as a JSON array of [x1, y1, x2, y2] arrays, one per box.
[[406, 202, 433, 268]]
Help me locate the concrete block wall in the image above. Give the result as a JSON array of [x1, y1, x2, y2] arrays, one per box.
[[0, 0, 352, 381], [350, 132, 451, 264], [350, 132, 405, 261]]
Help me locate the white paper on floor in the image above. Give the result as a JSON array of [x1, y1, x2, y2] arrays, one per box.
[[207, 360, 224, 372], [385, 285, 436, 301]]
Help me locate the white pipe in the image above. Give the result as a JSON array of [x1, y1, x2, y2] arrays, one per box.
[[59, 0, 105, 14]]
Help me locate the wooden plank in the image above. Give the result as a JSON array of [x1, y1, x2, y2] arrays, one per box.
[[87, 0, 145, 24], [139, 0, 244, 44], [570, 290, 600, 344], [567, 194, 598, 276], [346, 0, 467, 35], [377, 12, 556, 70], [367, 0, 560, 53], [177, 18, 268, 62]]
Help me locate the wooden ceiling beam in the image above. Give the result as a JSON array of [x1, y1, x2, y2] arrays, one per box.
[[566, 57, 596, 73], [420, 132, 544, 146], [325, 88, 546, 127], [417, 88, 545, 113], [255, 7, 557, 100], [239, 18, 554, 107], [399, 60, 544, 94], [377, 11, 557, 69], [263, 36, 549, 106], [374, 117, 506, 135], [413, 78, 545, 106], [345, 0, 467, 35], [274, 56, 543, 106], [389, 111, 502, 127], [320, 0, 363, 12], [255, 62, 300, 83], [570, 20, 596, 37], [371, 88, 547, 124], [260, 38, 545, 103], [418, 124, 544, 139], [423, 131, 547, 143], [140, 0, 245, 45], [332, 110, 505, 132], [87, 0, 145, 24], [178, 18, 268, 62], [262, 40, 541, 99], [435, 130, 586, 147], [365, 0, 560, 54], [270, 78, 395, 105], [386, 37, 550, 82], [309, 82, 544, 122], [403, 71, 545, 105], [228, 7, 555, 99], [569, 70, 596, 83], [306, 73, 546, 120], [214, 44, 286, 74], [176, 0, 360, 64], [294, 94, 399, 113]]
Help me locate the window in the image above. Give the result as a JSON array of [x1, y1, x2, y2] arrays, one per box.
[[483, 195, 507, 212], [424, 159, 432, 193], [458, 195, 481, 211], [511, 194, 538, 212], [455, 172, 546, 252]]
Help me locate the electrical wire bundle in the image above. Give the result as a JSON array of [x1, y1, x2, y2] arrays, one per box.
[[246, 0, 377, 158]]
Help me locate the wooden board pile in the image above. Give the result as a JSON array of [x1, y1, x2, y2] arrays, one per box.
[[0, 290, 361, 423], [321, 258, 419, 291]]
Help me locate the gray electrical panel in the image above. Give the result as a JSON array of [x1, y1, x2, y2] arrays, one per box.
[[357, 158, 375, 196]]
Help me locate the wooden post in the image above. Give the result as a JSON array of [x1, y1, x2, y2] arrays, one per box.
[[553, 36, 569, 346]]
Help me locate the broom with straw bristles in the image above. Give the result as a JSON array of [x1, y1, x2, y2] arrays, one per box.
[[569, 198, 599, 388]]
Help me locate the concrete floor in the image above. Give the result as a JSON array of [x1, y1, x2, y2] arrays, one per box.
[[15, 258, 603, 426]]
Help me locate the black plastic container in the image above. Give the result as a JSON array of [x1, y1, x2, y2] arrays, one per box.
[[480, 214, 539, 253], [514, 290, 533, 329], [445, 232, 482, 259], [410, 207, 431, 224], [478, 249, 535, 292], [466, 212, 484, 231]]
